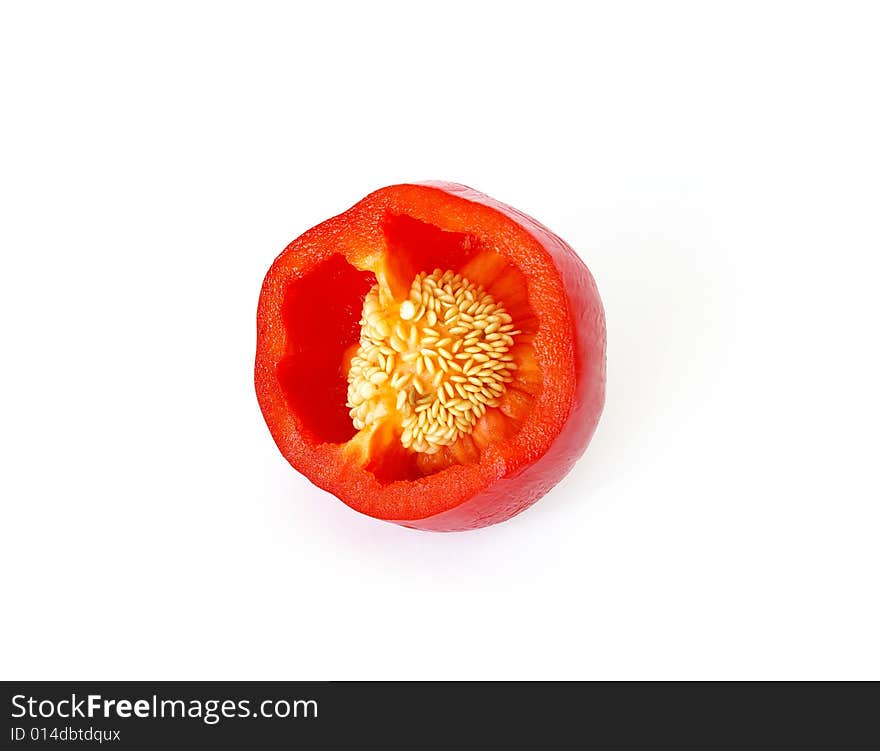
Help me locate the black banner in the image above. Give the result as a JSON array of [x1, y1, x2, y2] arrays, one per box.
[[2, 681, 875, 746]]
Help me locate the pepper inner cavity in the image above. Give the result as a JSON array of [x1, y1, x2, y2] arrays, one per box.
[[346, 269, 520, 454]]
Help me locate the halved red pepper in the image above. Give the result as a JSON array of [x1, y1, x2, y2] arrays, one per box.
[[255, 182, 605, 531]]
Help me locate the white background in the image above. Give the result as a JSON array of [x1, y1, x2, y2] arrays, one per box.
[[1, 1, 878, 680]]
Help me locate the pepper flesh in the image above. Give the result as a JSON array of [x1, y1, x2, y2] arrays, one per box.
[[255, 182, 606, 531]]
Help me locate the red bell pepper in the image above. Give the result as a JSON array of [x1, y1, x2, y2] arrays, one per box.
[[255, 182, 605, 531]]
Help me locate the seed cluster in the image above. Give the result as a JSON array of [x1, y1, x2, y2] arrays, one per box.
[[346, 269, 520, 454]]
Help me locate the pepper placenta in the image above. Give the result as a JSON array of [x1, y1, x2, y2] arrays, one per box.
[[255, 182, 606, 531]]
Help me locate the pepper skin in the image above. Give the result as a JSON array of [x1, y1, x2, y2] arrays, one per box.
[[255, 182, 606, 531]]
